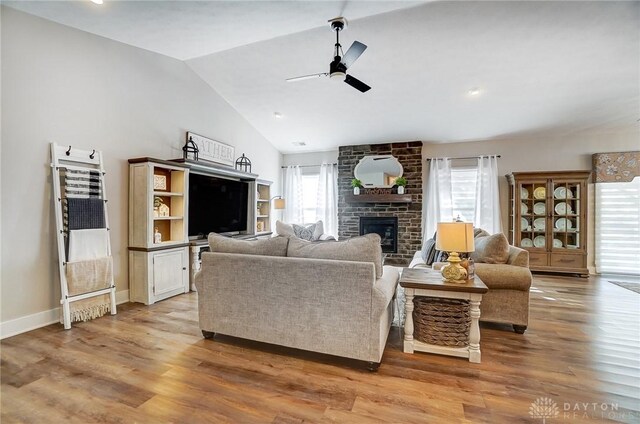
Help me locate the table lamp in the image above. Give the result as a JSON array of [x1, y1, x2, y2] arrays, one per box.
[[435, 222, 475, 283]]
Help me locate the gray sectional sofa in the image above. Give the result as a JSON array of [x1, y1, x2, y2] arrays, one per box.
[[194, 233, 400, 369]]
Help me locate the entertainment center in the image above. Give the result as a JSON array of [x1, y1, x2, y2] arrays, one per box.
[[128, 157, 273, 304]]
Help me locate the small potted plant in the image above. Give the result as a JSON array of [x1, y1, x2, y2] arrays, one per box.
[[395, 177, 408, 194], [351, 178, 363, 195]]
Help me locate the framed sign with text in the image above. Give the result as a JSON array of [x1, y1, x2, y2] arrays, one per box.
[[186, 132, 235, 167]]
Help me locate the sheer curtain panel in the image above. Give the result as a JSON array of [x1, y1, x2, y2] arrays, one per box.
[[283, 165, 304, 224], [316, 163, 338, 237], [424, 158, 453, 240], [474, 155, 502, 234]]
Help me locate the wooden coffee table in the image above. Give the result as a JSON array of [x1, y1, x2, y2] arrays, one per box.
[[399, 268, 488, 363]]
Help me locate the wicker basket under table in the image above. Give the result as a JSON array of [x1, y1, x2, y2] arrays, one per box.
[[412, 297, 471, 347]]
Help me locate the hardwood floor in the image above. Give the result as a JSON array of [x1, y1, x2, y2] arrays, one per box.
[[2, 274, 639, 423]]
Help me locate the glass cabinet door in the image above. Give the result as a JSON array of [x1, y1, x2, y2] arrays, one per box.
[[517, 181, 548, 250], [550, 180, 582, 251]]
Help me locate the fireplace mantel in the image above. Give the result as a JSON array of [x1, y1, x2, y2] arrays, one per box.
[[345, 193, 412, 203]]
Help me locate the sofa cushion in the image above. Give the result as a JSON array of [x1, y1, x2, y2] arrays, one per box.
[[208, 233, 289, 257], [287, 233, 383, 278], [276, 220, 324, 241], [471, 233, 510, 264]]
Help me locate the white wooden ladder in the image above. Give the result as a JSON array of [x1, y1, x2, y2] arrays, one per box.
[[50, 142, 117, 329]]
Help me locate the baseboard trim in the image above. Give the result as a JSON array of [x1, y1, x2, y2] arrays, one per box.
[[0, 290, 130, 340]]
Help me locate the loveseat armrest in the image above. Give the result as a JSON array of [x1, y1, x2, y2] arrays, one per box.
[[474, 263, 532, 291], [507, 246, 529, 268], [409, 251, 430, 269], [372, 266, 400, 315]]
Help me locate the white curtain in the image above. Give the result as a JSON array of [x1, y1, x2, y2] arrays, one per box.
[[316, 163, 338, 237], [424, 158, 453, 240], [474, 155, 502, 234], [283, 165, 304, 224]]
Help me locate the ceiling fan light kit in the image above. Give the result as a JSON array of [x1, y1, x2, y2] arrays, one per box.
[[286, 16, 371, 93]]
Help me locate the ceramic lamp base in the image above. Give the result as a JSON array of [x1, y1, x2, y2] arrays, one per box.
[[441, 251, 468, 283]]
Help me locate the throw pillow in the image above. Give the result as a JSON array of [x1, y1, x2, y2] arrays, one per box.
[[420, 238, 436, 265], [276, 220, 324, 241], [275, 220, 295, 237], [208, 233, 289, 257], [292, 221, 324, 241], [287, 233, 383, 278], [434, 249, 449, 263], [470, 233, 510, 264]]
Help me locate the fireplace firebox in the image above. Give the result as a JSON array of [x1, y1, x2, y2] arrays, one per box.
[[359, 217, 398, 253]]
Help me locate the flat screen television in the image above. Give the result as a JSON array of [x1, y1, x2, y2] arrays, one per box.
[[188, 172, 249, 238]]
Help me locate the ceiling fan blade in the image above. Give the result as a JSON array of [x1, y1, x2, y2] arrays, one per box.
[[341, 41, 367, 69], [344, 74, 371, 93], [286, 73, 328, 82]]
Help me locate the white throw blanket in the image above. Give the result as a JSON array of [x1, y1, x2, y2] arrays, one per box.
[[69, 229, 109, 261]]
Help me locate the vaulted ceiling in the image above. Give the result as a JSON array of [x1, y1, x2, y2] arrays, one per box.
[[5, 1, 639, 153]]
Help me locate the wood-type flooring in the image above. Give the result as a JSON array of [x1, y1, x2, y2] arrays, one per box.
[[2, 274, 639, 423]]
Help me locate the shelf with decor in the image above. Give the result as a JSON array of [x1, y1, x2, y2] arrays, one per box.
[[128, 158, 190, 304], [506, 170, 590, 277], [255, 179, 273, 236]]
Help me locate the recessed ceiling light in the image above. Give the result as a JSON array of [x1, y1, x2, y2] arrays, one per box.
[[274, 112, 283, 119], [90, 0, 104, 4], [468, 87, 481, 96], [292, 141, 306, 147]]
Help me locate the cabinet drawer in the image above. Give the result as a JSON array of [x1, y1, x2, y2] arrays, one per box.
[[528, 252, 549, 267], [550, 253, 585, 269]]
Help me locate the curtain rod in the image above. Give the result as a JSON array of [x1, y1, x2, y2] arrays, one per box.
[[281, 163, 337, 168], [426, 155, 501, 161]]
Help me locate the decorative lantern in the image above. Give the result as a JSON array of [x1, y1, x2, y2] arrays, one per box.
[[182, 135, 199, 161], [235, 153, 252, 173]]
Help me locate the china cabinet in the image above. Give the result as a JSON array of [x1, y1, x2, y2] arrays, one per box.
[[506, 171, 590, 277]]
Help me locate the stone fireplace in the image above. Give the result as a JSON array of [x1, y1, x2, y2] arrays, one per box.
[[338, 141, 423, 265], [359, 217, 398, 253]]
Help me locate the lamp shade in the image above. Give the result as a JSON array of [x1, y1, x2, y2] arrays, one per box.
[[273, 198, 286, 210], [435, 222, 475, 253]]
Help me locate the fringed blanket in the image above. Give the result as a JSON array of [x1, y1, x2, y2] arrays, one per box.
[[65, 256, 113, 322]]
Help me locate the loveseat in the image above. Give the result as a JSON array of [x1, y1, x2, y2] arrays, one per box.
[[411, 232, 532, 333], [194, 233, 400, 369]]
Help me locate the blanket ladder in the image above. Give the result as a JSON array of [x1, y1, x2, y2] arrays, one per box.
[[50, 142, 117, 329]]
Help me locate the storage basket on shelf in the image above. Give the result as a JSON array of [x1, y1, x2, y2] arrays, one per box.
[[412, 297, 471, 347]]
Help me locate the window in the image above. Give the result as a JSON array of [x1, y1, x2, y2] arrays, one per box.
[[450, 165, 477, 222], [595, 177, 640, 275], [301, 174, 319, 224]]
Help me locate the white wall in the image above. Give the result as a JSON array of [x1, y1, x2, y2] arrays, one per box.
[[282, 150, 338, 167], [423, 127, 639, 272], [282, 150, 338, 176], [0, 7, 282, 332]]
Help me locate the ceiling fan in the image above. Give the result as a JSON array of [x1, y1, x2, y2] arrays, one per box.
[[286, 17, 371, 93]]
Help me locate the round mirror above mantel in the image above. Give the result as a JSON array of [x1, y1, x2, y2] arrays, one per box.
[[353, 155, 403, 188]]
